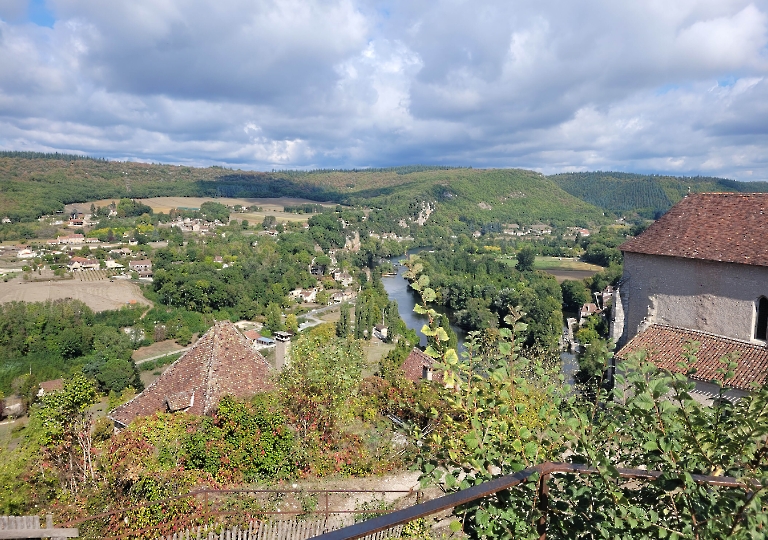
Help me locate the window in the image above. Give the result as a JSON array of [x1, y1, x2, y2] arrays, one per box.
[[755, 297, 768, 341]]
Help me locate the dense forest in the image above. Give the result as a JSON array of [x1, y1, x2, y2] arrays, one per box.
[[550, 171, 768, 218]]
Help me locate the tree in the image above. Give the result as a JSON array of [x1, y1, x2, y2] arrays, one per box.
[[29, 374, 98, 493], [264, 302, 284, 333], [285, 313, 299, 334], [336, 302, 350, 338], [561, 279, 590, 313], [516, 245, 536, 271], [279, 332, 365, 439]]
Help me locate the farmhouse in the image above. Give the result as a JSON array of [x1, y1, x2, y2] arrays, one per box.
[[108, 320, 273, 428], [67, 256, 99, 271], [129, 259, 153, 277], [613, 193, 768, 402]]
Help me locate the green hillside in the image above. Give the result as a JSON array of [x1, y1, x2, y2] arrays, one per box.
[[0, 154, 605, 227], [549, 171, 768, 218]]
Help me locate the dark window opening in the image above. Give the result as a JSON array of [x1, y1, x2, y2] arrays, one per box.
[[756, 297, 768, 341]]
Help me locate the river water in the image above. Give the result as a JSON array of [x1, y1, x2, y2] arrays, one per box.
[[380, 256, 467, 349], [381, 252, 577, 385]]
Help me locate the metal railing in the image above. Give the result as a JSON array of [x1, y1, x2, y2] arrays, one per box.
[[311, 462, 755, 540]]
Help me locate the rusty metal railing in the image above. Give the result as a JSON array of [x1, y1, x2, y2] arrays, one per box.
[[311, 462, 756, 540]]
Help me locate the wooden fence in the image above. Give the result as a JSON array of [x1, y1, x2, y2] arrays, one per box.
[[156, 520, 402, 540], [0, 515, 78, 539]]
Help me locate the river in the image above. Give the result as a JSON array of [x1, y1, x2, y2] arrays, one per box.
[[380, 255, 467, 350], [381, 252, 577, 385]]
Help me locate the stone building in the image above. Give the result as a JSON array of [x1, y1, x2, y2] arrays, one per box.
[[612, 193, 768, 403]]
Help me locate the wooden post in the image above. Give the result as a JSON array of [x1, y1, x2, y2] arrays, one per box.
[[537, 473, 550, 540]]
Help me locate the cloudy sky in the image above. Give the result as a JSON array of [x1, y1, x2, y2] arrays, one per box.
[[0, 0, 767, 179]]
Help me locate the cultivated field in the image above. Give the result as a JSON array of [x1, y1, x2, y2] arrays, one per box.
[[498, 256, 604, 282], [0, 272, 151, 312], [68, 196, 339, 224]]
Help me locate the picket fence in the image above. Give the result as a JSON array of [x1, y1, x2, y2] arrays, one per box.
[[156, 520, 402, 540]]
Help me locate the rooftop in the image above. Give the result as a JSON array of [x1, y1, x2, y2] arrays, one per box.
[[617, 324, 768, 392], [620, 193, 768, 267], [109, 320, 273, 427]]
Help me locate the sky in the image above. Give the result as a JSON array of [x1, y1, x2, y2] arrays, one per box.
[[0, 0, 767, 179]]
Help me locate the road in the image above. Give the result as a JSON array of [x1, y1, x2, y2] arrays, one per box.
[[135, 347, 190, 365], [297, 301, 354, 332]]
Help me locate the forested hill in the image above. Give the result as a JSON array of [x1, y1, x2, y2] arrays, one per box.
[[549, 171, 768, 218], [0, 154, 604, 226]]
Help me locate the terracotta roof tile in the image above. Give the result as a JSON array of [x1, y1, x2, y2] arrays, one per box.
[[617, 324, 768, 392], [109, 320, 273, 426], [402, 347, 443, 382], [620, 193, 768, 266]]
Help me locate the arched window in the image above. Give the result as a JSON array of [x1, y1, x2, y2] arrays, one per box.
[[755, 297, 768, 341]]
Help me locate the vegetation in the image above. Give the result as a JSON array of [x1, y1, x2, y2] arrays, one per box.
[[551, 171, 768, 219], [409, 285, 768, 540]]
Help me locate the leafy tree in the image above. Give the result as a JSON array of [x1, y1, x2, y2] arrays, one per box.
[[29, 374, 98, 493], [279, 332, 365, 440], [516, 245, 536, 271], [285, 313, 299, 334], [264, 302, 284, 333], [561, 279, 590, 313]]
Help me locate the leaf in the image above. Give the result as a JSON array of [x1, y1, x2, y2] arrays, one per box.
[[422, 287, 437, 303], [450, 521, 462, 532]]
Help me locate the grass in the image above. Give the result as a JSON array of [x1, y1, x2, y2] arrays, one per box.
[[498, 256, 603, 271]]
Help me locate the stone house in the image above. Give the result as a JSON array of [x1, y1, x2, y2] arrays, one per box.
[[401, 347, 442, 383], [613, 193, 768, 403]]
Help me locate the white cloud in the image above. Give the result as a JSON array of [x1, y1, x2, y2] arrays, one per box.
[[0, 0, 766, 178]]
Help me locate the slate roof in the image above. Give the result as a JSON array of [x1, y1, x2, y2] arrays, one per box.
[[109, 320, 273, 427], [620, 193, 768, 267], [401, 347, 442, 382], [617, 324, 768, 392]]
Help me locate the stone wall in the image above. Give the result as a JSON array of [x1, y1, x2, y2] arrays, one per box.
[[616, 252, 768, 345]]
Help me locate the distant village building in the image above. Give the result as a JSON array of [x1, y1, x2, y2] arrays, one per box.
[[67, 256, 99, 271], [129, 259, 153, 277], [57, 234, 84, 245], [613, 193, 768, 403], [108, 321, 273, 428]]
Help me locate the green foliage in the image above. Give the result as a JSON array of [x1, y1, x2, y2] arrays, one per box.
[[516, 245, 536, 271], [551, 171, 768, 218], [28, 374, 98, 493], [561, 279, 591, 313], [199, 201, 230, 223], [280, 332, 365, 439], [411, 296, 768, 539], [336, 302, 351, 338]]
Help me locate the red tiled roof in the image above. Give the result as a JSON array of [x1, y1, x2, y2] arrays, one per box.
[[620, 193, 768, 266], [617, 324, 768, 392], [401, 347, 443, 382], [109, 320, 273, 426]]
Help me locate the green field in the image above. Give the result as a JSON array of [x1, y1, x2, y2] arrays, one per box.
[[499, 256, 603, 271]]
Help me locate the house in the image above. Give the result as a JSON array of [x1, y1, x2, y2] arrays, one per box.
[[579, 303, 600, 325], [612, 193, 768, 403], [108, 321, 273, 428], [333, 271, 354, 287], [57, 234, 84, 245], [67, 256, 99, 271], [37, 379, 64, 397], [129, 259, 153, 277], [401, 347, 442, 383]]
